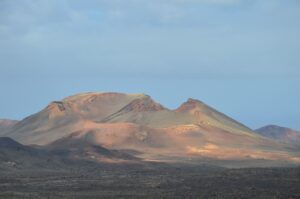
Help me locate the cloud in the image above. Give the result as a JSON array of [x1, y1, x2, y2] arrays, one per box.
[[0, 0, 299, 78]]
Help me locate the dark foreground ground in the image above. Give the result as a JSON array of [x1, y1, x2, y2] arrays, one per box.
[[0, 163, 300, 199]]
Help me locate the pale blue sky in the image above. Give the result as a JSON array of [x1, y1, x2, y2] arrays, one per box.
[[0, 0, 299, 129]]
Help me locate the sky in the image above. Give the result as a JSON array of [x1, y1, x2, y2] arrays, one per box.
[[0, 0, 299, 130]]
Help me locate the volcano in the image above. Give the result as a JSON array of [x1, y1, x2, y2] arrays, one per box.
[[1, 92, 299, 165]]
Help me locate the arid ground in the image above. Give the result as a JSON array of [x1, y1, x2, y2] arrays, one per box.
[[1, 163, 300, 199]]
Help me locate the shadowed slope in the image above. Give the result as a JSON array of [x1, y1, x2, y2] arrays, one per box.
[[0, 136, 140, 171], [46, 131, 140, 163], [0, 137, 60, 170]]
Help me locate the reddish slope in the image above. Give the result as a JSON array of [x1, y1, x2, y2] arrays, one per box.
[[1, 93, 153, 144], [2, 92, 300, 164]]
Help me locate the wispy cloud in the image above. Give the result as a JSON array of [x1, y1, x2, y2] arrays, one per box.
[[0, 0, 299, 78]]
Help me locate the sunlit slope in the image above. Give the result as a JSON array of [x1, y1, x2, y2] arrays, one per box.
[[2, 92, 299, 163], [2, 92, 256, 144], [42, 121, 299, 163], [102, 97, 255, 137], [2, 92, 150, 144]]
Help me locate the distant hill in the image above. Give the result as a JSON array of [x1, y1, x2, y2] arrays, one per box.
[[0, 119, 18, 132], [255, 125, 300, 146], [1, 92, 299, 165]]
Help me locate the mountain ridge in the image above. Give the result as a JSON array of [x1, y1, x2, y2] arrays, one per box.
[[1, 92, 299, 165]]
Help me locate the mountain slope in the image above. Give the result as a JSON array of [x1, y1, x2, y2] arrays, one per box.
[[0, 119, 18, 132], [0, 137, 58, 170], [0, 92, 152, 144], [256, 125, 300, 146], [47, 131, 140, 163], [2, 92, 300, 164], [0, 136, 139, 171], [1, 92, 255, 145], [100, 98, 254, 136]]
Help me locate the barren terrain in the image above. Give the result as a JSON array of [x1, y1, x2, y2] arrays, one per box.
[[1, 163, 300, 199]]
